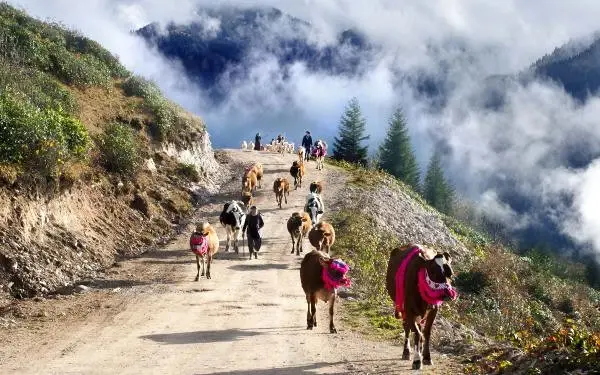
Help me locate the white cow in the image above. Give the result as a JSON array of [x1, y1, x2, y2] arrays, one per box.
[[241, 141, 248, 151]]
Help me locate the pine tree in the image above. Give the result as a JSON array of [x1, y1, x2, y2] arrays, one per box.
[[423, 151, 454, 215], [332, 97, 370, 164], [378, 108, 420, 191]]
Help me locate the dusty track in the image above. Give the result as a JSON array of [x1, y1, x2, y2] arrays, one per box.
[[1, 150, 460, 374]]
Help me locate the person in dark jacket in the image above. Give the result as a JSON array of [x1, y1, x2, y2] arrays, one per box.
[[242, 206, 264, 259], [301, 131, 313, 161], [254, 133, 262, 151]]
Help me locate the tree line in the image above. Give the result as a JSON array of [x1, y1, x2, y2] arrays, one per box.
[[332, 97, 454, 215]]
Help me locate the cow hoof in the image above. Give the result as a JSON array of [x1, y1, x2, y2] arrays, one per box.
[[206, 274, 211, 279], [412, 361, 422, 370], [306, 326, 313, 330], [402, 351, 410, 361], [423, 358, 433, 366], [194, 276, 199, 282], [330, 327, 337, 334]]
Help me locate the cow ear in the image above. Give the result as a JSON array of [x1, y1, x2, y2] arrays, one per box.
[[443, 251, 452, 264]]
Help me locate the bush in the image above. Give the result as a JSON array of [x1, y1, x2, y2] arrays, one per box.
[[454, 270, 490, 295], [176, 163, 200, 182], [121, 75, 175, 141], [0, 4, 128, 87], [0, 90, 89, 180], [98, 123, 140, 174]]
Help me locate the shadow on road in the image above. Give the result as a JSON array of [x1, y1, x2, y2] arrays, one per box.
[[140, 328, 261, 344], [195, 363, 347, 375], [228, 263, 289, 271]]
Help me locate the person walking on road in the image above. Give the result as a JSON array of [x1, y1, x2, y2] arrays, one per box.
[[301, 131, 313, 161], [254, 133, 262, 151], [242, 206, 264, 259]]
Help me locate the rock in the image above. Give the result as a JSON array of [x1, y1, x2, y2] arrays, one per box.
[[131, 193, 152, 218], [145, 158, 157, 174], [75, 285, 90, 293]]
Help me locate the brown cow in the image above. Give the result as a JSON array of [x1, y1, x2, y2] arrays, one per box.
[[300, 250, 347, 333], [189, 222, 219, 280], [385, 244, 456, 370], [309, 181, 323, 194], [253, 163, 264, 188], [308, 221, 335, 254], [241, 185, 254, 208], [273, 177, 290, 208], [287, 212, 312, 255], [290, 160, 305, 189], [242, 169, 258, 194]]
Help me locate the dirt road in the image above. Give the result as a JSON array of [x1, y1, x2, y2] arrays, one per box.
[[1, 150, 460, 374]]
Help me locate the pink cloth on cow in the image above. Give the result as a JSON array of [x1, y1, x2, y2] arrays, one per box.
[[190, 232, 208, 256], [322, 259, 351, 291], [394, 246, 458, 320]]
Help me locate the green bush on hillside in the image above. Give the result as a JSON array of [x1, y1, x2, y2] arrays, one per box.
[[176, 163, 200, 182], [0, 90, 89, 180], [121, 75, 176, 141], [0, 3, 127, 87], [0, 61, 78, 113], [98, 123, 141, 175]]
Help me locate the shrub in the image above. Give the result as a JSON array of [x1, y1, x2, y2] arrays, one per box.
[[176, 163, 200, 182], [98, 123, 140, 175], [121, 75, 175, 141], [0, 90, 89, 180], [454, 270, 490, 295]]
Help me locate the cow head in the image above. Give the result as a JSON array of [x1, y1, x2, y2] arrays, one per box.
[[305, 198, 323, 227], [423, 251, 454, 284]]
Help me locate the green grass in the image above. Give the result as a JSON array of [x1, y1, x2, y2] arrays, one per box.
[[97, 123, 141, 175]]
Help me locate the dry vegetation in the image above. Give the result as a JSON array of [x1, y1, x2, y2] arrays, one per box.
[[327, 159, 600, 374]]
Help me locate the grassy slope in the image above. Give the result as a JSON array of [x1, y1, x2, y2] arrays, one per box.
[[0, 3, 216, 300], [327, 159, 600, 374]]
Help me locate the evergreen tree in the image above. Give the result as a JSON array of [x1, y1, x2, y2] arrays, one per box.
[[423, 151, 454, 214], [378, 108, 420, 191], [332, 97, 370, 164]]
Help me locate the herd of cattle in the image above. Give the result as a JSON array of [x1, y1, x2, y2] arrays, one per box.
[[189, 149, 458, 370]]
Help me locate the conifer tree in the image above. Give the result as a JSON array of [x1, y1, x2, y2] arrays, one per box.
[[332, 97, 370, 164], [378, 108, 420, 191], [424, 151, 454, 214]]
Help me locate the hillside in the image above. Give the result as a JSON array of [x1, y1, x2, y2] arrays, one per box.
[[0, 3, 220, 301]]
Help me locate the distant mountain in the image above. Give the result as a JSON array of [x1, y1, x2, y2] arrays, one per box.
[[135, 6, 374, 102], [530, 32, 600, 101]]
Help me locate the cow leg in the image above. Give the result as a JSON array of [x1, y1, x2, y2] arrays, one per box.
[[206, 254, 212, 279], [328, 292, 337, 333], [225, 227, 231, 252], [402, 321, 411, 360], [201, 256, 206, 277], [296, 234, 302, 256], [422, 308, 438, 365], [233, 228, 239, 254], [410, 320, 424, 370], [284, 191, 288, 204], [195, 255, 200, 281], [306, 294, 314, 330], [290, 233, 296, 254], [311, 294, 317, 328]]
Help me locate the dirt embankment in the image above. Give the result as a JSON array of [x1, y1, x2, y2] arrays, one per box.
[[0, 129, 222, 302]]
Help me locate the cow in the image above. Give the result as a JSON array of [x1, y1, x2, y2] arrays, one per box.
[[219, 200, 247, 253], [241, 141, 248, 150], [298, 146, 306, 162], [287, 212, 312, 255], [304, 192, 324, 227], [241, 186, 254, 208], [242, 167, 258, 193], [189, 222, 219, 280], [314, 140, 327, 171], [273, 177, 290, 209], [385, 244, 457, 370], [300, 250, 350, 333], [309, 181, 323, 194], [308, 221, 335, 254], [253, 163, 264, 188], [290, 160, 305, 189]]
